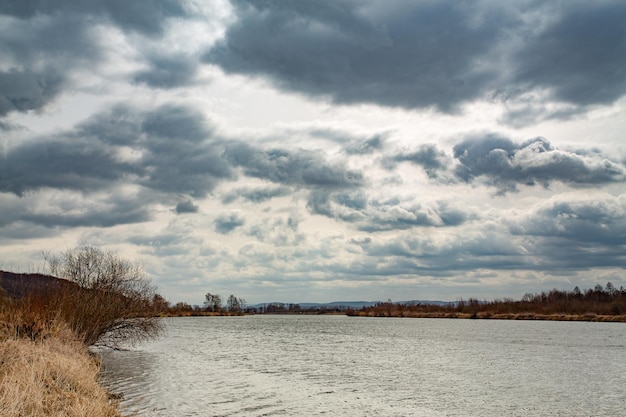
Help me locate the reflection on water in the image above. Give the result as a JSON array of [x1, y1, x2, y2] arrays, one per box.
[[99, 316, 626, 417]]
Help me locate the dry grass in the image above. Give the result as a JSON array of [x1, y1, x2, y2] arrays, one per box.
[[0, 330, 122, 417]]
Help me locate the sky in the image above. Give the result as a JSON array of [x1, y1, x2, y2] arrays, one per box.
[[1, 0, 626, 305]]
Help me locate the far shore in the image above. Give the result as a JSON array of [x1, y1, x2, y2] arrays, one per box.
[[346, 311, 626, 322], [157, 310, 626, 322]]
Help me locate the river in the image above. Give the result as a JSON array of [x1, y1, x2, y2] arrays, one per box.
[[98, 315, 626, 416]]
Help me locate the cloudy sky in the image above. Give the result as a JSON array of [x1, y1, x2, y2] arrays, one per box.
[[1, 0, 626, 305]]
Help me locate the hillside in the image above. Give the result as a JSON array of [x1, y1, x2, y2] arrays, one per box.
[[0, 271, 76, 300]]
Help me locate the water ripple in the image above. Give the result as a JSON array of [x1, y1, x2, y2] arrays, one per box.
[[99, 316, 626, 417]]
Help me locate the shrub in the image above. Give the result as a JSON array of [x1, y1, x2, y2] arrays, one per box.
[[43, 244, 163, 347]]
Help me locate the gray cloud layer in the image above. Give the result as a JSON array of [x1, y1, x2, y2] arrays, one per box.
[[2, 99, 624, 234], [0, 0, 189, 35], [225, 144, 364, 189], [207, 0, 626, 119], [0, 0, 197, 116], [0, 103, 368, 230], [1, 0, 625, 302], [2, 104, 233, 198], [3, 1, 625, 122]]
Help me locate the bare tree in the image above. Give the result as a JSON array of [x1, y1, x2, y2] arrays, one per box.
[[204, 292, 222, 312], [45, 244, 163, 347], [227, 294, 242, 313]]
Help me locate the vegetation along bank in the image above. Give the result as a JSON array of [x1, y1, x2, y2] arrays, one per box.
[[0, 245, 162, 417]]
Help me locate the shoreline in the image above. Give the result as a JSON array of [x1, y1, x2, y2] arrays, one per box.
[[157, 310, 626, 322]]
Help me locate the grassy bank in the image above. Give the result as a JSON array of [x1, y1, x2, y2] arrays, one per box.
[[0, 294, 126, 417], [0, 322, 122, 417]]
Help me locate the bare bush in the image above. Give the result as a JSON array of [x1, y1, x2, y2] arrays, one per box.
[[44, 245, 162, 347]]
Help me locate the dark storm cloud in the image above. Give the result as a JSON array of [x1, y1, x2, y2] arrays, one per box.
[[0, 105, 234, 234], [0, 190, 152, 230], [20, 203, 151, 228], [3, 99, 376, 233], [225, 144, 364, 189], [307, 190, 472, 231], [207, 0, 626, 117], [207, 0, 503, 112], [452, 135, 626, 192], [511, 195, 626, 271], [353, 194, 626, 276], [306, 190, 366, 223], [0, 70, 65, 116], [0, 0, 194, 117], [345, 135, 386, 156], [214, 212, 245, 234], [333, 190, 368, 210], [0, 0, 190, 36], [358, 199, 470, 232], [133, 53, 198, 89], [2, 104, 233, 198], [511, 1, 626, 108], [360, 232, 532, 276], [3, 0, 624, 122], [174, 200, 199, 214], [387, 144, 450, 178], [141, 104, 214, 142], [0, 136, 141, 196], [0, 10, 95, 116], [0, 102, 239, 230], [77, 105, 144, 146], [81, 104, 234, 197], [221, 186, 292, 204], [511, 195, 626, 245]]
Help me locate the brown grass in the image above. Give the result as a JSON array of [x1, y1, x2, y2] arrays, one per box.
[[0, 328, 122, 417]]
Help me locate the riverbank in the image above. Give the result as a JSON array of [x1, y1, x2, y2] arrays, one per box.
[[0, 330, 122, 417], [0, 255, 161, 417], [157, 308, 626, 321], [347, 310, 626, 322]]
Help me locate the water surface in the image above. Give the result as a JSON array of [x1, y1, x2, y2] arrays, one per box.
[[99, 315, 626, 416]]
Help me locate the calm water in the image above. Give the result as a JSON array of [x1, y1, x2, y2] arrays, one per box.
[[99, 315, 626, 416]]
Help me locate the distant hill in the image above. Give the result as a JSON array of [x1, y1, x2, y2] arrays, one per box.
[[0, 271, 75, 300]]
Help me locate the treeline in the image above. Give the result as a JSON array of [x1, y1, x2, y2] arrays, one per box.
[[159, 292, 250, 316], [253, 303, 347, 314], [159, 299, 348, 316], [347, 282, 626, 321]]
